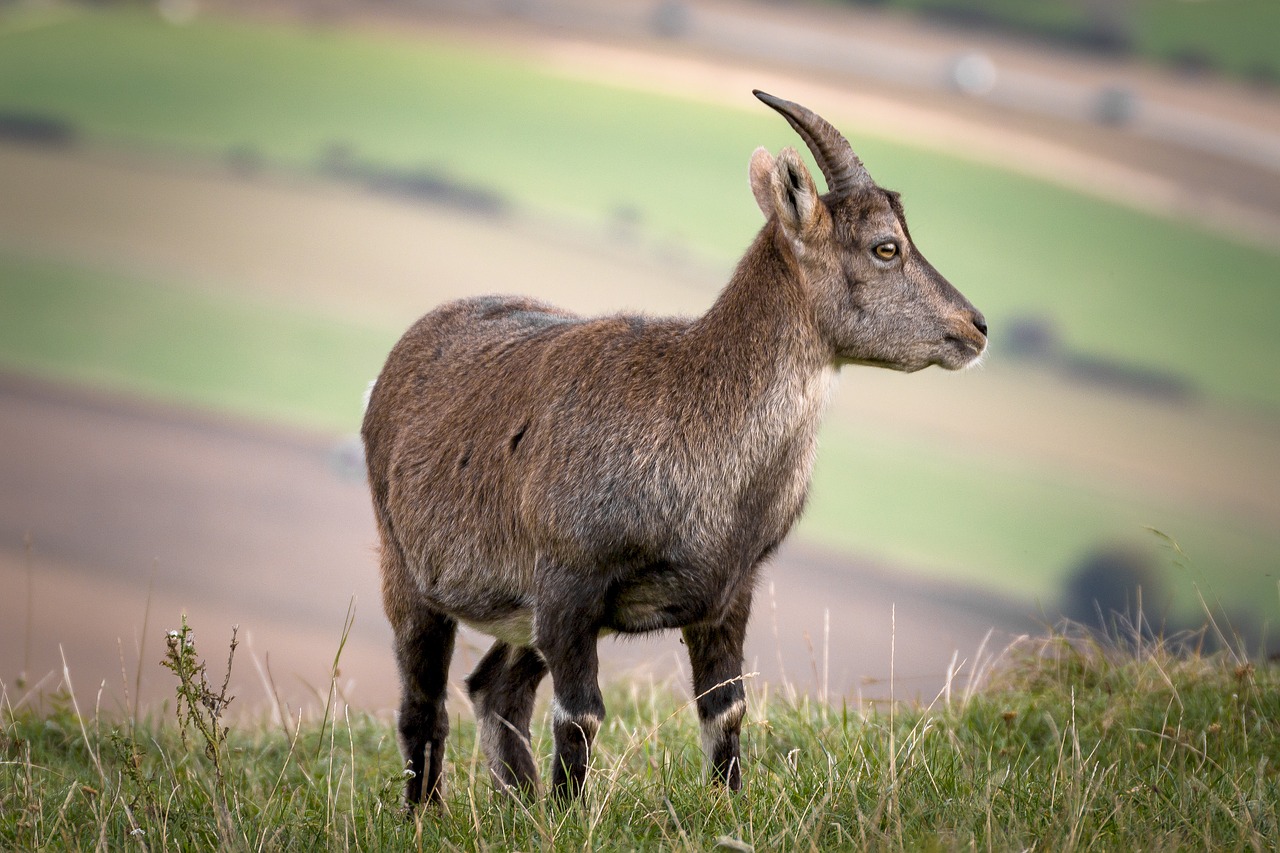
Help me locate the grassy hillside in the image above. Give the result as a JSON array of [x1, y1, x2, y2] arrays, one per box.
[[3, 621, 1276, 849], [1138, 0, 1280, 78]]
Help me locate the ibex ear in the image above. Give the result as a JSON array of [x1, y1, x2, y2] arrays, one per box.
[[748, 146, 776, 219], [766, 147, 823, 240]]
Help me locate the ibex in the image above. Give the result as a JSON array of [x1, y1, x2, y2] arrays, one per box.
[[362, 91, 987, 806]]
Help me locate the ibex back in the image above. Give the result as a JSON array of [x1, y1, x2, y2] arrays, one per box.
[[362, 90, 987, 806]]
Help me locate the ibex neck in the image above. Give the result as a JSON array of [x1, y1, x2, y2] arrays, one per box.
[[692, 223, 827, 377], [663, 224, 834, 521]]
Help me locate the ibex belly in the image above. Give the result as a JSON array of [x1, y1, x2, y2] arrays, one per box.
[[604, 564, 741, 633], [460, 609, 536, 647], [454, 562, 742, 645]]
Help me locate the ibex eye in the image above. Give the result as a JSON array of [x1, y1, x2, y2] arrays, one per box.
[[874, 242, 898, 260]]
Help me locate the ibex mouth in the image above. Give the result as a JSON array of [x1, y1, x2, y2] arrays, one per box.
[[942, 334, 988, 370], [838, 355, 922, 372]]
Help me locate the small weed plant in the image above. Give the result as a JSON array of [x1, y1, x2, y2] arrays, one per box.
[[1, 613, 1277, 850], [159, 617, 237, 790]]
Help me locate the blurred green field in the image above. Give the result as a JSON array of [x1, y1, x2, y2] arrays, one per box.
[[0, 252, 385, 429], [1, 6, 1277, 624], [850, 0, 1280, 78], [2, 7, 1279, 409], [1138, 0, 1280, 76], [802, 422, 1279, 625]]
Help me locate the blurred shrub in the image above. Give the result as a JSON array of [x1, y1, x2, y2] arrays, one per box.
[[1060, 352, 1194, 401], [1061, 543, 1164, 630], [1003, 316, 1059, 361], [318, 141, 358, 177], [1243, 62, 1279, 91], [651, 1, 690, 38], [226, 145, 264, 178], [316, 144, 507, 217], [1166, 47, 1218, 79], [899, 0, 1134, 55], [0, 111, 77, 147], [1003, 314, 1194, 402], [1092, 85, 1138, 127], [609, 203, 643, 242]]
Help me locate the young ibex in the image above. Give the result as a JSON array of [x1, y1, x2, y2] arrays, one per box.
[[363, 90, 987, 806]]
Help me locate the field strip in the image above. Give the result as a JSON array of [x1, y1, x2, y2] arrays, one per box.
[[826, 365, 1280, 533], [300, 4, 1280, 251], [518, 40, 1280, 250], [0, 141, 721, 328]]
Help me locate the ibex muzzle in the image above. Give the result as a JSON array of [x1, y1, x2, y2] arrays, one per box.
[[362, 90, 986, 808]]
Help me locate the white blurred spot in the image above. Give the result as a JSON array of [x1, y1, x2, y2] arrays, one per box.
[[157, 0, 198, 26], [949, 52, 998, 96], [330, 435, 365, 482]]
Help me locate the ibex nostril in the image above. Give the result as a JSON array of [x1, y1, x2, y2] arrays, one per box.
[[972, 315, 988, 338]]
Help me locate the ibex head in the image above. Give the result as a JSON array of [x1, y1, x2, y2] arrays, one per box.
[[751, 90, 987, 372]]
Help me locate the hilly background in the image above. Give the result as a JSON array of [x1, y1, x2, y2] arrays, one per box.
[[1, 0, 1277, 712]]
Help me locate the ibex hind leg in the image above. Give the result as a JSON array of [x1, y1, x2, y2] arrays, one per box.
[[392, 607, 458, 808], [683, 586, 753, 791], [466, 642, 548, 796]]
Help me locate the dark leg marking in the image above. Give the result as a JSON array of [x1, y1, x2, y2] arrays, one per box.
[[683, 586, 753, 791], [535, 571, 607, 801], [394, 607, 457, 807]]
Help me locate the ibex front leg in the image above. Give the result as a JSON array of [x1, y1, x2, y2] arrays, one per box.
[[683, 586, 752, 791], [535, 569, 606, 801]]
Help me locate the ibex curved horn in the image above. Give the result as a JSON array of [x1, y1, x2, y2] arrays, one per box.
[[753, 89, 871, 195]]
